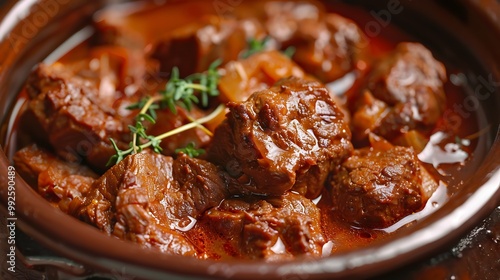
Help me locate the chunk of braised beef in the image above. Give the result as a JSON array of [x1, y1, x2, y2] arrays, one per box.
[[351, 42, 447, 142], [284, 13, 367, 83], [79, 152, 194, 255], [24, 63, 136, 172], [77, 151, 228, 256], [172, 154, 229, 219], [73, 46, 160, 96], [151, 16, 264, 77], [329, 137, 438, 228], [245, 0, 325, 42], [246, 1, 366, 82], [208, 77, 352, 198], [13, 144, 98, 214], [203, 192, 325, 260]]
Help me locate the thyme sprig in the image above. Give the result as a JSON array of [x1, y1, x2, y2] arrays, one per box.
[[241, 36, 271, 59], [161, 60, 221, 113], [107, 104, 225, 166], [107, 61, 223, 166], [241, 36, 296, 59], [176, 142, 206, 158]]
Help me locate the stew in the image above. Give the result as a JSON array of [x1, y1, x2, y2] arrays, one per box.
[[8, 0, 480, 260]]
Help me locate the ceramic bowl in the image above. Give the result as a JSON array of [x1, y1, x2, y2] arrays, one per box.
[[0, 0, 499, 279]]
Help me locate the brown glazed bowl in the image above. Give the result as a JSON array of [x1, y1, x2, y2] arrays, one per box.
[[0, 0, 499, 279]]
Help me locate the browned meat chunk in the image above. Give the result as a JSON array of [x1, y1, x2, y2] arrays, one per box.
[[13, 144, 98, 214], [208, 77, 353, 198], [172, 154, 229, 220], [329, 137, 438, 228], [284, 13, 367, 83], [151, 16, 263, 77], [352, 43, 447, 142], [203, 192, 325, 260], [24, 63, 136, 172], [245, 1, 366, 82], [77, 151, 227, 256], [222, 0, 325, 46], [64, 46, 159, 96]]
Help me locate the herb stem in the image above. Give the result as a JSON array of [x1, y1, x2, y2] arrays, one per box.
[[185, 114, 214, 137], [464, 124, 491, 140], [120, 104, 225, 158], [154, 104, 224, 142], [131, 95, 163, 153], [139, 95, 163, 115], [187, 84, 209, 92]]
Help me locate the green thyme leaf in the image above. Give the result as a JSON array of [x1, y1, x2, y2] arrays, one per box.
[[175, 142, 206, 158]]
